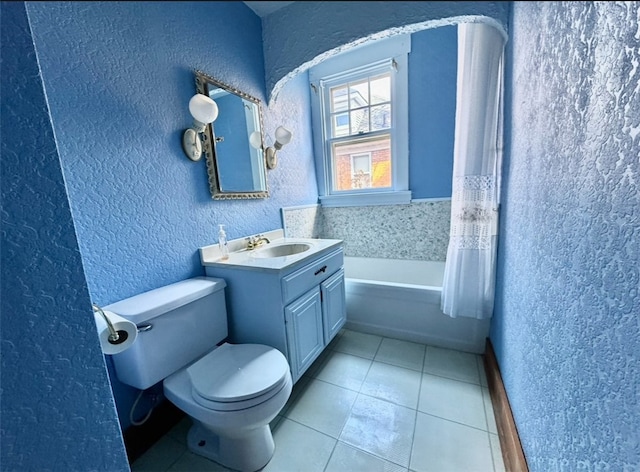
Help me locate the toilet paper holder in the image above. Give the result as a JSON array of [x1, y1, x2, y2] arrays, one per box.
[[92, 303, 129, 345]]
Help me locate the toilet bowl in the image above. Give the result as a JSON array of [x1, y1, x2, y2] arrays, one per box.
[[105, 277, 292, 472], [164, 343, 292, 471]]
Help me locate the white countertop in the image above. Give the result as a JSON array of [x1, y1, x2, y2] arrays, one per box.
[[199, 229, 343, 272]]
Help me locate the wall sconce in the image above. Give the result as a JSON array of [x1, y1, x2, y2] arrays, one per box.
[[182, 94, 219, 162], [266, 126, 293, 170]]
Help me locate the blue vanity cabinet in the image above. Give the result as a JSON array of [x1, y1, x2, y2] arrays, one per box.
[[280, 247, 345, 381], [203, 244, 345, 384], [284, 286, 324, 382], [321, 268, 347, 343]]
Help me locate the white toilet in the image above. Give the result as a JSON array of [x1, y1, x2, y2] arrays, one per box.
[[106, 276, 292, 472]]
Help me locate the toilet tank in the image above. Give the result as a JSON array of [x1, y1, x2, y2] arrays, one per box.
[[105, 277, 228, 390]]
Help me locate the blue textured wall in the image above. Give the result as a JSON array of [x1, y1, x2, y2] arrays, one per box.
[[25, 0, 317, 430], [262, 1, 509, 102], [0, 2, 129, 470], [26, 1, 316, 306], [492, 2, 639, 470], [409, 26, 457, 199]]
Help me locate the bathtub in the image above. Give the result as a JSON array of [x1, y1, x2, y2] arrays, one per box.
[[343, 256, 490, 354]]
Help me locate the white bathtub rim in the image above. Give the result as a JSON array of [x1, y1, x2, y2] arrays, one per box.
[[343, 256, 489, 354], [345, 277, 442, 293], [344, 256, 445, 287]]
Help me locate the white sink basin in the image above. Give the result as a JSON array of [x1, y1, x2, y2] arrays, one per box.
[[252, 243, 312, 258]]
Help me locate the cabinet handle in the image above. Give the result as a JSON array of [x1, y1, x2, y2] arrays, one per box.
[[314, 265, 327, 276]]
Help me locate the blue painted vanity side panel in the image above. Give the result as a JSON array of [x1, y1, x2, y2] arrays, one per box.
[[492, 2, 640, 470], [409, 26, 457, 199], [24, 0, 317, 431], [204, 266, 289, 353], [0, 3, 128, 470]]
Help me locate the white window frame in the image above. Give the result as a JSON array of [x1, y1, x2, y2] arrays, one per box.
[[310, 34, 411, 207]]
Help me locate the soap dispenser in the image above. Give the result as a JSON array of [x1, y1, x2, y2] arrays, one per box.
[[218, 224, 229, 260]]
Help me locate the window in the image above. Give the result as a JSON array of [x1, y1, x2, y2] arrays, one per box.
[[310, 35, 411, 207]]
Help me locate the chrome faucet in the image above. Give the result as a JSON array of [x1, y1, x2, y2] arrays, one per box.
[[246, 234, 270, 250]]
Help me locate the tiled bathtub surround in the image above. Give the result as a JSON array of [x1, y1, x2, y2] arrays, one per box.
[[281, 204, 323, 239], [282, 200, 450, 261]]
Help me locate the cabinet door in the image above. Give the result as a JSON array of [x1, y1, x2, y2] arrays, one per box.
[[321, 268, 347, 344], [285, 286, 324, 383]]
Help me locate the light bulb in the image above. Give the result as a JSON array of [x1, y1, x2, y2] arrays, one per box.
[[274, 126, 292, 146], [189, 94, 218, 124], [249, 131, 262, 150]]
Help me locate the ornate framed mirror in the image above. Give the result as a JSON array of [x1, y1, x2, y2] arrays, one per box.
[[194, 70, 268, 199]]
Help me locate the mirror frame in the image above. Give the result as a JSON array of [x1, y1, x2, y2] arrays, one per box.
[[194, 70, 269, 200]]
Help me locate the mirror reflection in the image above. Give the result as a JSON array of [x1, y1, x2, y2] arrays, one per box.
[[194, 70, 268, 199]]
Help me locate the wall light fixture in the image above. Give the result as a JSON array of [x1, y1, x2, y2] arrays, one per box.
[[182, 94, 218, 162], [266, 126, 293, 170]]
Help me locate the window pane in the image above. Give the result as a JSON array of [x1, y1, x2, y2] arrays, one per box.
[[371, 104, 391, 131], [352, 154, 371, 173], [370, 74, 391, 104], [331, 134, 392, 192], [348, 80, 369, 107], [330, 86, 349, 113], [333, 113, 349, 137], [350, 108, 369, 134], [351, 154, 371, 189]]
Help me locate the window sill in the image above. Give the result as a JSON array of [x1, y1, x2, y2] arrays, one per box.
[[319, 191, 412, 208]]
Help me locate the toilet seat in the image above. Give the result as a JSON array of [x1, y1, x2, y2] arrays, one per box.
[[187, 343, 290, 412]]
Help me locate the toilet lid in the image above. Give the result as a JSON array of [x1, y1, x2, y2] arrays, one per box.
[[187, 343, 290, 403]]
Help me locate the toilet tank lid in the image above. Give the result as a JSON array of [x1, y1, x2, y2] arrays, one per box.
[[104, 277, 226, 323]]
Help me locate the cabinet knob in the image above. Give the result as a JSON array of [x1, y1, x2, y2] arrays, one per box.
[[314, 265, 327, 276]]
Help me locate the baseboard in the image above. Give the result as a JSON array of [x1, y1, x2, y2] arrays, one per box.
[[484, 339, 529, 472]]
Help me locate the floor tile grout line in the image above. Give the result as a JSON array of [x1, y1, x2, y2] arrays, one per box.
[[338, 436, 413, 470], [355, 334, 384, 393], [310, 353, 374, 393], [372, 355, 426, 373], [375, 337, 428, 369], [305, 375, 365, 396], [407, 356, 425, 472], [306, 368, 422, 413], [162, 443, 189, 472], [476, 351, 498, 472], [321, 438, 340, 472], [421, 369, 484, 387], [416, 409, 494, 434], [281, 378, 359, 439], [282, 415, 342, 441], [488, 431, 504, 472], [488, 429, 499, 472], [481, 384, 493, 434]]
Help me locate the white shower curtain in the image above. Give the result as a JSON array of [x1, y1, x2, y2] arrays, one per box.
[[441, 23, 506, 319]]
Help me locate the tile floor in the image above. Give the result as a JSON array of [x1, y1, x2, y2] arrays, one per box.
[[132, 329, 505, 472]]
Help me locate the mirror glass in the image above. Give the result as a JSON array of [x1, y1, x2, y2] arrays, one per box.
[[194, 70, 268, 199]]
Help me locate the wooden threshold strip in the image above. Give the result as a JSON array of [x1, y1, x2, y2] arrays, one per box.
[[484, 339, 529, 472]]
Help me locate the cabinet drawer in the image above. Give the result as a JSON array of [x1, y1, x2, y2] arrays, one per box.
[[282, 247, 343, 304]]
